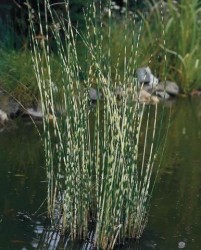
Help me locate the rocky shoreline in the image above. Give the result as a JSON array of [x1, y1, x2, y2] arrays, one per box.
[[0, 66, 191, 126]]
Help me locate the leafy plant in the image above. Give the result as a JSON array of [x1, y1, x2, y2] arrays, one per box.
[[139, 0, 201, 93]]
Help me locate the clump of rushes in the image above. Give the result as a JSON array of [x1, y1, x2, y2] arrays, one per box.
[[28, 0, 165, 248]]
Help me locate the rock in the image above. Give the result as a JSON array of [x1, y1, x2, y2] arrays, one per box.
[[190, 89, 201, 96], [156, 91, 170, 100], [157, 81, 179, 96], [0, 109, 8, 124], [142, 80, 179, 100], [0, 91, 20, 118], [149, 74, 159, 88], [138, 90, 159, 104], [23, 106, 54, 121], [136, 67, 152, 83], [142, 84, 154, 94], [88, 88, 102, 101], [150, 95, 160, 104], [26, 108, 43, 118], [136, 67, 158, 87], [113, 86, 159, 104]]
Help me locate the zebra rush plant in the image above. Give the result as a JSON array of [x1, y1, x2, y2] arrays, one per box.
[[28, 0, 165, 248]]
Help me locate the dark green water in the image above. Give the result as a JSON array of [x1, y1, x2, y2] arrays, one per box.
[[0, 98, 201, 249], [143, 97, 201, 250], [0, 120, 46, 250]]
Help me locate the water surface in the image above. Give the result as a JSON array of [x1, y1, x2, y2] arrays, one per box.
[[0, 120, 46, 250], [0, 98, 201, 249], [143, 97, 201, 250]]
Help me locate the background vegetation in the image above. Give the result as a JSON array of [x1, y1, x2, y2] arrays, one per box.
[[1, 0, 201, 102]]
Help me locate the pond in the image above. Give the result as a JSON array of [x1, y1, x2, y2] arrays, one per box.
[[0, 120, 46, 250], [0, 97, 201, 249]]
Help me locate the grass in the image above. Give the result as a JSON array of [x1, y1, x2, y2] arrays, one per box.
[[0, 48, 71, 107], [139, 0, 201, 93], [0, 49, 37, 106], [27, 0, 166, 249]]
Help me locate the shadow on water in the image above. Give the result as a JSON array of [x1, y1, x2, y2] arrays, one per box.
[[0, 97, 201, 249]]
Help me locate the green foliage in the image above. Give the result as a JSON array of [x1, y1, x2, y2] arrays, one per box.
[[2, 0, 201, 108], [164, 0, 201, 93], [0, 49, 37, 105], [0, 47, 70, 106], [139, 0, 201, 93]]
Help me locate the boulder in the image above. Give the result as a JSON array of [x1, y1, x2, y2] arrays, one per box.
[[156, 91, 170, 100], [139, 90, 159, 104], [113, 85, 159, 104], [157, 81, 179, 96], [142, 84, 154, 94], [25, 108, 43, 118], [136, 67, 158, 87], [136, 67, 152, 83]]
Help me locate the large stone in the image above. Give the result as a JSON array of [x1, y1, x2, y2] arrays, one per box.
[[157, 81, 179, 96], [142, 84, 154, 94], [136, 67, 152, 83], [113, 85, 159, 104], [156, 91, 170, 100], [136, 67, 158, 87], [25, 108, 43, 118], [138, 90, 159, 104]]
